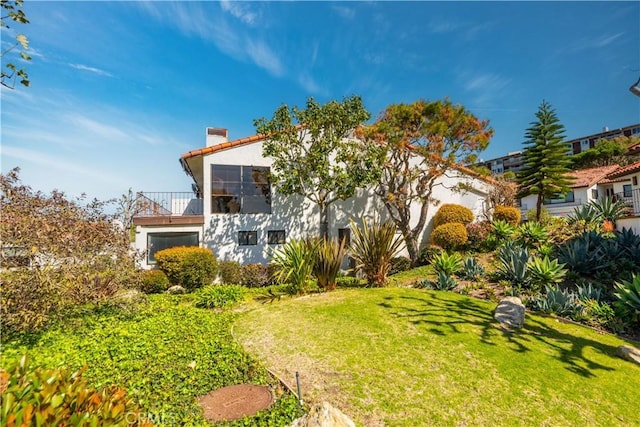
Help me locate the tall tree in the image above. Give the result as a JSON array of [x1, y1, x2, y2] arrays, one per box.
[[517, 101, 575, 221], [1, 0, 31, 89], [359, 99, 492, 265], [254, 96, 384, 238], [569, 136, 638, 169]]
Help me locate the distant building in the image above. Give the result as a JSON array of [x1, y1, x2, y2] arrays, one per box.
[[478, 123, 640, 175]]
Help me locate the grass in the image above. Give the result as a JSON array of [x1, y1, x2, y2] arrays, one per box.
[[234, 287, 640, 426], [1, 295, 303, 426]]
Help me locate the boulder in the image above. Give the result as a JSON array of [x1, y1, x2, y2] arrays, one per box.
[[616, 345, 640, 366], [290, 402, 355, 427], [167, 285, 186, 294], [494, 296, 525, 329]]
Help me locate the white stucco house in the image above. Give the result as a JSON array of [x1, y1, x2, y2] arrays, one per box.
[[517, 161, 640, 232], [133, 127, 494, 268]]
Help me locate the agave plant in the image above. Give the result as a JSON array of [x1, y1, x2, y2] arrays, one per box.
[[556, 231, 610, 277], [530, 285, 582, 317], [527, 255, 567, 291], [270, 239, 316, 294], [575, 282, 603, 302], [614, 274, 640, 323], [311, 237, 347, 291], [349, 219, 403, 287], [432, 272, 457, 291], [491, 219, 516, 242], [459, 257, 485, 280], [588, 197, 629, 227], [516, 222, 549, 250], [568, 204, 602, 226], [431, 251, 463, 276], [496, 241, 530, 287]]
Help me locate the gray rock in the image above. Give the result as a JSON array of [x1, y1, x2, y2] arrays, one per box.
[[290, 402, 355, 427], [167, 285, 186, 294], [616, 345, 640, 366], [494, 296, 525, 328]]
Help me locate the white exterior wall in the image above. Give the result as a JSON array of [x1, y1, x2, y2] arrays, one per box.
[[519, 186, 591, 219]]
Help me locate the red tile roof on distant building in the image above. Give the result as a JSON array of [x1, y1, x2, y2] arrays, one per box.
[[606, 161, 640, 179], [181, 134, 266, 161], [570, 165, 621, 188]]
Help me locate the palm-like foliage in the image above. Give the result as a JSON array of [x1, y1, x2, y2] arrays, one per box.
[[614, 274, 640, 323], [527, 256, 567, 291], [349, 219, 403, 287], [516, 221, 549, 250], [311, 237, 347, 291], [568, 204, 601, 226], [588, 197, 628, 225], [491, 219, 515, 242], [270, 239, 316, 294], [431, 252, 463, 276]]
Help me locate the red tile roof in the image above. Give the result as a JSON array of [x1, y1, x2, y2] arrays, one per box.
[[181, 134, 266, 161], [606, 161, 640, 179], [570, 165, 621, 188], [627, 140, 640, 155]]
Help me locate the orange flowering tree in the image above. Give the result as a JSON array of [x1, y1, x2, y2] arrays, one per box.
[[358, 99, 493, 265]]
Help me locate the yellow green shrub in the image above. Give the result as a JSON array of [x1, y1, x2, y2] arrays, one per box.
[[431, 223, 469, 250], [154, 246, 218, 291], [433, 204, 474, 228], [494, 205, 521, 226]]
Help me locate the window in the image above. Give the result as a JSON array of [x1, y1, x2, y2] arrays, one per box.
[[238, 231, 258, 246], [623, 184, 632, 198], [545, 191, 575, 205], [148, 232, 199, 263], [268, 230, 286, 244], [591, 189, 598, 200], [211, 165, 271, 214]]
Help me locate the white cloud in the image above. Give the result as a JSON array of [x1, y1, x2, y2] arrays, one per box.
[[298, 73, 322, 95], [69, 63, 113, 77], [220, 1, 259, 25], [332, 5, 355, 20]]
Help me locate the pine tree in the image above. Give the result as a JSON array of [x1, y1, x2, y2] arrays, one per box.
[[517, 101, 575, 221]]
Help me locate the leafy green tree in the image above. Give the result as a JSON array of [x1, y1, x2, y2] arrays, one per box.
[[570, 136, 637, 169], [359, 99, 492, 265], [1, 0, 31, 89], [254, 96, 383, 238], [517, 101, 575, 222]]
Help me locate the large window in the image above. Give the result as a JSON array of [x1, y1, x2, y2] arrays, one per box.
[[211, 165, 271, 214], [147, 232, 199, 263], [544, 191, 575, 205]]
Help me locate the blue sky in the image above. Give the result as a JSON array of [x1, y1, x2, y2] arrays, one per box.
[[1, 1, 639, 203]]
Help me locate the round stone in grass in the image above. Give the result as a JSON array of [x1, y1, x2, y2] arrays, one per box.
[[198, 384, 273, 422]]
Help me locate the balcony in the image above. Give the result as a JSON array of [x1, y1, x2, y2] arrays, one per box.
[[133, 192, 204, 226], [614, 188, 640, 216]]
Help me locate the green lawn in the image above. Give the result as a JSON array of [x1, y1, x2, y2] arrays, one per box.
[[234, 288, 640, 426]]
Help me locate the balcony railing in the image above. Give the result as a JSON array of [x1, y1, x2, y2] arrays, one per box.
[[613, 188, 640, 216], [134, 192, 203, 217]]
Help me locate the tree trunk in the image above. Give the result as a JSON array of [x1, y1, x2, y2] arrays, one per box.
[[319, 203, 329, 239], [404, 233, 419, 266], [536, 194, 543, 222]]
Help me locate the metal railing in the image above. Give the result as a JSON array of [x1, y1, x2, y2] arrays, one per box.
[[134, 192, 203, 217], [613, 188, 640, 216]]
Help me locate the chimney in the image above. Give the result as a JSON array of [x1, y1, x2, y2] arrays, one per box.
[[603, 126, 609, 132], [206, 127, 228, 147]]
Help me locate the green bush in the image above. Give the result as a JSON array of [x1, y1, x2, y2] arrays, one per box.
[[459, 257, 485, 280], [516, 222, 549, 250], [195, 285, 246, 309], [389, 256, 412, 275], [241, 263, 272, 288], [1, 356, 149, 426], [139, 269, 170, 294], [431, 252, 463, 276], [433, 204, 474, 228], [493, 205, 521, 226], [417, 245, 443, 266], [270, 240, 316, 294], [349, 219, 403, 287], [530, 285, 582, 317], [219, 260, 243, 285], [496, 242, 530, 288], [527, 256, 567, 292], [614, 274, 640, 324], [433, 272, 457, 291], [431, 223, 468, 250], [312, 238, 347, 290], [155, 246, 218, 291]]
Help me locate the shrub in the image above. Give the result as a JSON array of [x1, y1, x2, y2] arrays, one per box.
[[270, 239, 316, 294], [431, 252, 463, 276], [241, 263, 272, 288], [107, 289, 148, 313], [496, 242, 530, 287], [1, 356, 149, 426], [493, 205, 521, 226], [490, 219, 516, 243], [312, 238, 347, 290], [219, 260, 243, 285], [431, 223, 468, 250], [139, 269, 169, 294], [530, 285, 582, 317], [433, 204, 474, 228], [195, 285, 246, 309], [389, 256, 412, 275], [417, 245, 443, 266], [516, 222, 549, 250], [349, 219, 403, 287], [614, 274, 640, 324], [589, 196, 629, 226], [155, 246, 218, 291], [465, 221, 493, 251]]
